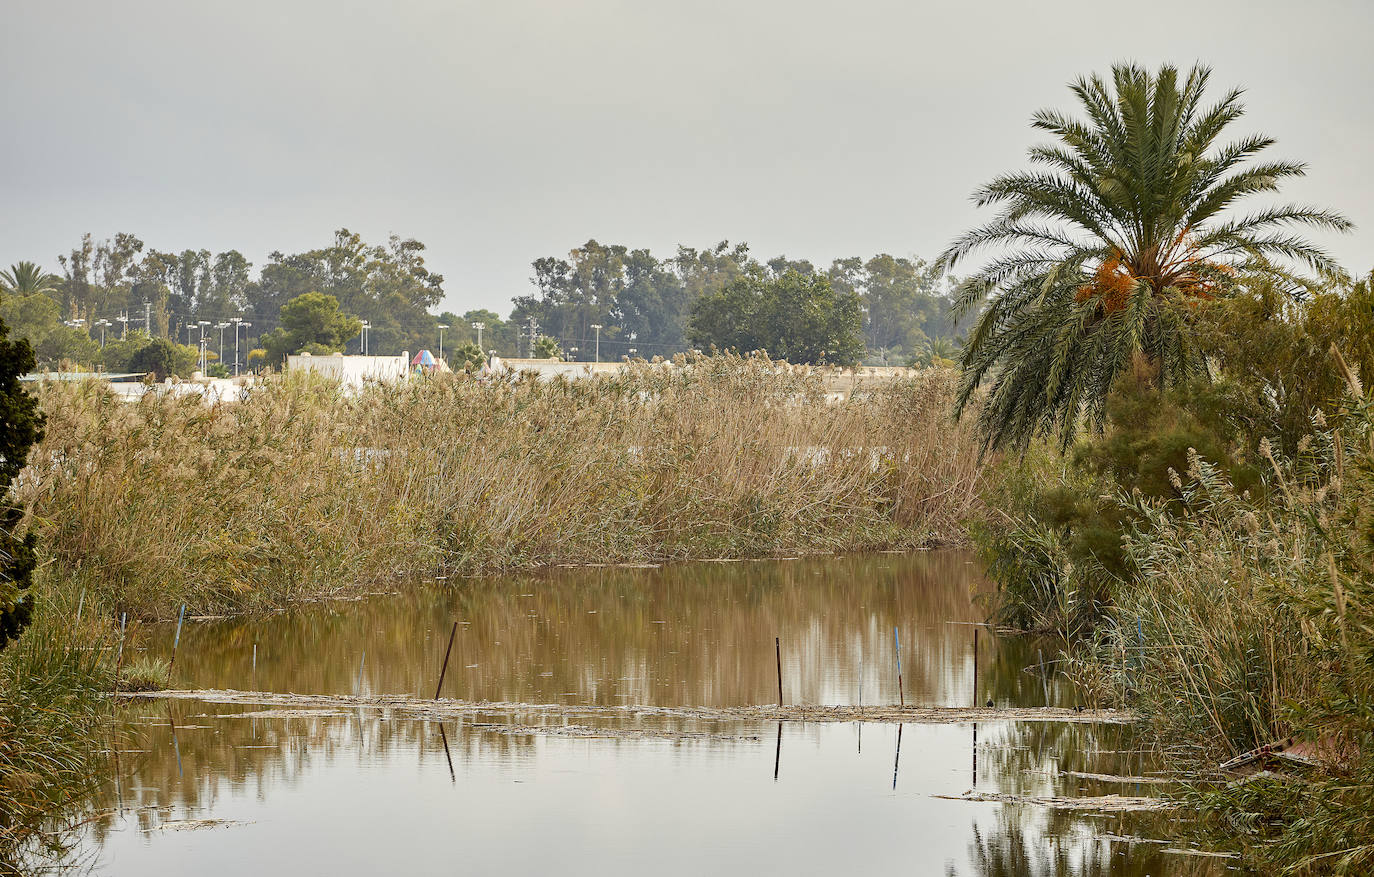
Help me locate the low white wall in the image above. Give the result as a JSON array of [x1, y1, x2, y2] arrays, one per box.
[[286, 352, 410, 386]]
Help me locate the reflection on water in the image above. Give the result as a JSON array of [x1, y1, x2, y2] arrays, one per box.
[[82, 552, 1236, 876]]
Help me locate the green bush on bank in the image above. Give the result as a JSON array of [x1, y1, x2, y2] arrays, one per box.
[[976, 277, 1374, 872]]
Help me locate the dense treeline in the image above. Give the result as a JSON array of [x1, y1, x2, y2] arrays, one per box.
[[1, 232, 964, 374], [511, 239, 962, 364]]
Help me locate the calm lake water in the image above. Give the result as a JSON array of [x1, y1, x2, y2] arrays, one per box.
[[81, 552, 1238, 875]]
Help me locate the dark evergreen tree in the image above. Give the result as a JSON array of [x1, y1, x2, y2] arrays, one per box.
[[0, 316, 43, 649]]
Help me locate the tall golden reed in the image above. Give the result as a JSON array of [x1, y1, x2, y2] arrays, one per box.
[[18, 355, 984, 619]]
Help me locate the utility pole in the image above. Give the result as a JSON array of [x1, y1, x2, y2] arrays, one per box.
[[437, 324, 448, 362], [590, 324, 602, 363], [117, 312, 128, 340], [471, 321, 485, 351]]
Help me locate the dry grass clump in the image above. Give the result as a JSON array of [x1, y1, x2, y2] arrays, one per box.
[[18, 354, 984, 619]]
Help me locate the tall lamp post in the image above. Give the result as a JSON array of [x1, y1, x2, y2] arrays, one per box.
[[471, 321, 485, 351], [360, 321, 372, 355], [216, 322, 229, 368], [95, 318, 111, 348], [437, 324, 449, 362], [590, 324, 602, 363], [197, 320, 211, 373], [231, 317, 251, 376]]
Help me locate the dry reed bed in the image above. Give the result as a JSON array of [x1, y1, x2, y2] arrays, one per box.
[[19, 357, 985, 619]]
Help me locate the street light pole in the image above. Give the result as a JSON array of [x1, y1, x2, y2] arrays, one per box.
[[590, 324, 602, 363], [95, 318, 111, 348], [471, 321, 485, 351], [437, 324, 449, 361], [216, 322, 229, 368], [143, 300, 151, 335], [197, 320, 211, 373], [231, 318, 251, 376]]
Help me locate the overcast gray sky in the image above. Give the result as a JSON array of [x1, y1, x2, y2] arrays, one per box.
[[5, 0, 1371, 315]]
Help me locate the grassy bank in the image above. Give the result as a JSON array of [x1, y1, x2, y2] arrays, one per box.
[[18, 355, 984, 620], [977, 371, 1374, 873], [0, 594, 114, 869]]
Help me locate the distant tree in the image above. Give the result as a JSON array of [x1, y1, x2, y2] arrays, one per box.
[[450, 341, 485, 372], [247, 230, 441, 356], [129, 338, 195, 380], [0, 317, 43, 649], [258, 292, 362, 365], [532, 335, 560, 359], [0, 293, 62, 351], [0, 262, 62, 298], [246, 348, 267, 371], [687, 270, 864, 365]]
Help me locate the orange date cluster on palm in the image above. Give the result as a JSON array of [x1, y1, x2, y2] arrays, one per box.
[[1075, 249, 1232, 313]]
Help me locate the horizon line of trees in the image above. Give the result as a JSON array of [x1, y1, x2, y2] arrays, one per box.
[[1, 231, 973, 375]]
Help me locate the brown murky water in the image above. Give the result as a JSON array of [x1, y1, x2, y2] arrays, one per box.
[[81, 552, 1238, 875]]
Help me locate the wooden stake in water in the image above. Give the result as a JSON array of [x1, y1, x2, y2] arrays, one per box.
[[893, 627, 904, 708], [775, 637, 783, 706], [252, 642, 257, 690], [168, 604, 186, 673], [356, 650, 366, 696], [434, 621, 458, 700]]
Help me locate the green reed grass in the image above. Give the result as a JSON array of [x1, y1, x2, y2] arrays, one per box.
[[0, 593, 114, 867], [1087, 384, 1374, 873], [18, 355, 984, 620]]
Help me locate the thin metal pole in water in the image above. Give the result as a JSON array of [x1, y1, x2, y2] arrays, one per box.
[[972, 722, 979, 787], [168, 604, 186, 673], [438, 724, 456, 784], [858, 652, 863, 707], [1038, 647, 1049, 706], [114, 613, 128, 681], [252, 642, 258, 691], [775, 637, 783, 706], [773, 722, 782, 781], [356, 650, 366, 696], [972, 627, 979, 708], [893, 627, 904, 708], [434, 621, 458, 700], [892, 724, 903, 790]]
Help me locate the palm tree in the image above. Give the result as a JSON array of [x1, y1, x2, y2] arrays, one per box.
[[0, 261, 62, 298], [941, 63, 1351, 451]]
